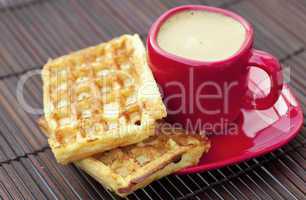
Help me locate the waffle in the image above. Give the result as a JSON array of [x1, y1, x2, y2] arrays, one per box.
[[38, 118, 210, 197], [42, 34, 167, 164]]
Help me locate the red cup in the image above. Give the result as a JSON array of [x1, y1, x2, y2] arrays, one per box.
[[147, 5, 283, 130]]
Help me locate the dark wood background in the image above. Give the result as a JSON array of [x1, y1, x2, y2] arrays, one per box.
[[0, 0, 304, 199]]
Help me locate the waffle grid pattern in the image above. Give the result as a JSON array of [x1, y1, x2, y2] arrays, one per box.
[[42, 34, 166, 164], [75, 132, 210, 197]]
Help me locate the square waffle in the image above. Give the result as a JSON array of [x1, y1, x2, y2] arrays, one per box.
[[42, 34, 167, 164], [38, 118, 210, 197]]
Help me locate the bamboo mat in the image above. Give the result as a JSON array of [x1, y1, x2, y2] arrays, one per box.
[[0, 0, 305, 199]]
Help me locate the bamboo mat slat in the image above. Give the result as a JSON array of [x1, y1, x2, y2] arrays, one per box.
[[0, 75, 47, 162], [228, 0, 304, 59], [0, 0, 36, 9], [251, 0, 306, 45], [0, 0, 304, 199], [283, 52, 306, 110]]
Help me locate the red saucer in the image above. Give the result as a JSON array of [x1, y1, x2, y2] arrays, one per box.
[[178, 69, 304, 174]]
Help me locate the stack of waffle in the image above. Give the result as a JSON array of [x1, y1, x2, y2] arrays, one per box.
[[39, 34, 210, 197]]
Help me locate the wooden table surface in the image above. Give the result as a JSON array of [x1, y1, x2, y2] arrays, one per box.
[[0, 0, 304, 199]]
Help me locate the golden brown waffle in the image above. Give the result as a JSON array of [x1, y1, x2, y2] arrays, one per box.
[[38, 118, 210, 197], [42, 34, 167, 164]]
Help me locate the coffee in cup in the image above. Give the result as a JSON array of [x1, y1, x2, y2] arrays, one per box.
[[157, 10, 246, 62]]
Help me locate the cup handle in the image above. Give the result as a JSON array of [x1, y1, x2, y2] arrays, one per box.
[[242, 49, 283, 110]]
